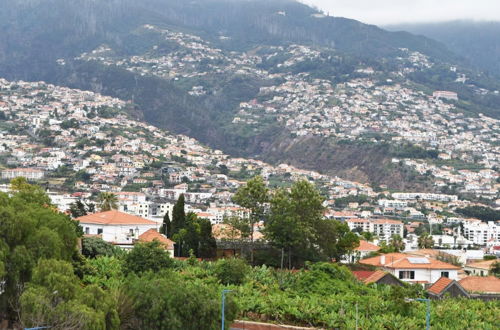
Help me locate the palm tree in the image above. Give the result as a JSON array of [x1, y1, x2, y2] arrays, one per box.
[[98, 192, 118, 211], [418, 233, 434, 249], [390, 234, 405, 252]]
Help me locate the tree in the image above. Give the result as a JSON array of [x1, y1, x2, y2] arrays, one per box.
[[317, 220, 360, 262], [418, 233, 434, 249], [124, 271, 237, 330], [19, 259, 119, 330], [265, 180, 325, 268], [123, 241, 173, 275], [265, 188, 303, 269], [69, 200, 95, 218], [0, 187, 79, 324], [361, 231, 375, 242], [160, 212, 171, 236], [10, 177, 51, 206], [82, 236, 122, 259], [97, 192, 118, 211], [173, 213, 216, 258], [170, 194, 186, 239], [233, 176, 269, 265], [491, 261, 500, 278], [197, 217, 217, 259], [389, 235, 405, 252]]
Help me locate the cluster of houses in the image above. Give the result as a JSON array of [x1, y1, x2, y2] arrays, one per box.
[[75, 23, 500, 200], [73, 208, 500, 300]]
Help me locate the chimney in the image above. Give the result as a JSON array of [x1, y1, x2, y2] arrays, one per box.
[[380, 255, 386, 265]]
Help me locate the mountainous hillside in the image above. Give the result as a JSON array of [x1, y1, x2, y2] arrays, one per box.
[[387, 20, 500, 77], [1, 0, 499, 192]]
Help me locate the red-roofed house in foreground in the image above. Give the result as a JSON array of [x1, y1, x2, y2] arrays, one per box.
[[360, 253, 460, 284], [77, 210, 158, 248], [427, 277, 469, 299]]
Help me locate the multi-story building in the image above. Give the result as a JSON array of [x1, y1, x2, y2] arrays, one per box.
[[1, 168, 44, 181], [372, 219, 405, 240], [378, 199, 408, 210], [346, 218, 404, 242], [463, 221, 500, 246], [392, 193, 458, 202], [433, 91, 458, 101]]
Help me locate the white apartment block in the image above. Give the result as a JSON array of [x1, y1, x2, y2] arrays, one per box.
[[378, 199, 408, 210], [392, 192, 458, 202], [2, 168, 44, 181], [205, 206, 251, 224], [347, 218, 404, 241], [463, 221, 500, 246]]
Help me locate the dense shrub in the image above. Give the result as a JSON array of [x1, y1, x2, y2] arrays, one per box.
[[125, 271, 237, 330], [214, 258, 250, 285]]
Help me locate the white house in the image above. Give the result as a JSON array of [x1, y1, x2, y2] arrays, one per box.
[[77, 210, 158, 246], [360, 253, 460, 284], [344, 240, 380, 263]]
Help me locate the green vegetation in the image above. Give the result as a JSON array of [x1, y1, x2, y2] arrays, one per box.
[[97, 192, 118, 211], [456, 206, 500, 222], [1, 181, 499, 328]]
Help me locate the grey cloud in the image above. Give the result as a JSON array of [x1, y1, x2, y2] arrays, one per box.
[[300, 0, 500, 24]]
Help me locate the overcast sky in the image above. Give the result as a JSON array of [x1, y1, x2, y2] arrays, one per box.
[[300, 0, 500, 25]]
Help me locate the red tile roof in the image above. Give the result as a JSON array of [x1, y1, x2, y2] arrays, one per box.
[[138, 229, 175, 250], [459, 276, 500, 294], [465, 259, 498, 270], [356, 240, 380, 252], [352, 271, 376, 281], [364, 270, 389, 284], [428, 277, 453, 295], [360, 253, 460, 270], [77, 210, 157, 225]]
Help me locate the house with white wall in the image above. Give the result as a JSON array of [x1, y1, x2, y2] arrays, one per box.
[[360, 253, 460, 284], [77, 210, 158, 247]]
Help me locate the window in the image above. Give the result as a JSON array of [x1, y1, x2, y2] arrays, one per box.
[[85, 227, 90, 234], [97, 228, 103, 235], [398, 271, 415, 280], [441, 271, 449, 278]]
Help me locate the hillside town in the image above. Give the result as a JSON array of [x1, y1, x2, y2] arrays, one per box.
[[0, 77, 499, 294], [1, 2, 500, 329], [77, 25, 500, 200]]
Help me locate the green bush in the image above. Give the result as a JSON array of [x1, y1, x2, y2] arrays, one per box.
[[214, 258, 250, 285], [123, 241, 173, 275], [125, 271, 237, 330]]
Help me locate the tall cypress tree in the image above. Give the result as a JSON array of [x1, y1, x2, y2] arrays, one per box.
[[160, 212, 171, 237], [170, 194, 186, 238]]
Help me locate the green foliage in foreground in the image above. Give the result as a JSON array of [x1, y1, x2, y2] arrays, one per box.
[[3, 182, 499, 329]]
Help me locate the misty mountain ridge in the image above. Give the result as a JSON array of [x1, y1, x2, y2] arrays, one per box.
[[386, 20, 500, 77]]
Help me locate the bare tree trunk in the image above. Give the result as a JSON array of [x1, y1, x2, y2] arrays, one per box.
[[280, 248, 284, 270], [250, 224, 254, 265], [288, 247, 292, 269]]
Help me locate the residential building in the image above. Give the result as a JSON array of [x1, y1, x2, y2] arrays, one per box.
[[463, 221, 500, 246], [352, 270, 404, 287], [464, 259, 499, 277], [77, 210, 158, 246], [371, 219, 404, 241], [360, 253, 460, 284], [138, 229, 175, 257], [1, 168, 44, 181], [427, 277, 469, 299]]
